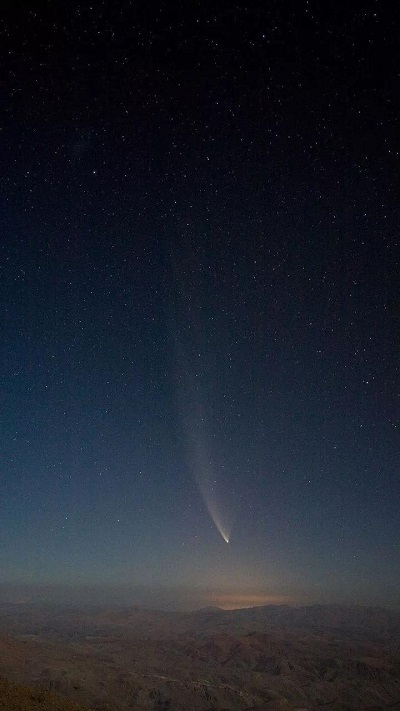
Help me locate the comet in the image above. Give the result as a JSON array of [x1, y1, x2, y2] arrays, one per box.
[[169, 313, 236, 544], [194, 450, 234, 544], [205, 498, 231, 543], [202, 491, 231, 543], [184, 419, 235, 543]]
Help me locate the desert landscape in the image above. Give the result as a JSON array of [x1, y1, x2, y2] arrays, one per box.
[[0, 603, 399, 710]]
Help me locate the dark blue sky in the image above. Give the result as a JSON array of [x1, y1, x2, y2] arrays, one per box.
[[0, 1, 398, 608]]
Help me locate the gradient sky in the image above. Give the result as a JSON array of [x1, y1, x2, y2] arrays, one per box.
[[1, 2, 398, 609]]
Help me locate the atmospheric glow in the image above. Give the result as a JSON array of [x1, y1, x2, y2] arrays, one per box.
[[210, 593, 293, 610]]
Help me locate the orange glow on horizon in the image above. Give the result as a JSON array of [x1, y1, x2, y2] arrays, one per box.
[[210, 593, 293, 610]]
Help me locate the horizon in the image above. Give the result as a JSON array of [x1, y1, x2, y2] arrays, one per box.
[[1, 582, 399, 612]]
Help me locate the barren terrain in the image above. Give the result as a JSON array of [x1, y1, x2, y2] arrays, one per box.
[[0, 603, 399, 710]]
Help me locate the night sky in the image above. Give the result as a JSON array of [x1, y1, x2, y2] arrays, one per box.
[[1, 1, 399, 609]]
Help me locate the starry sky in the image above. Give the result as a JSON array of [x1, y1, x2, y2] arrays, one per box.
[[1, 1, 399, 609]]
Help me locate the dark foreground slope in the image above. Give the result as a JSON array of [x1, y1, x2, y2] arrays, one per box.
[[0, 604, 399, 710], [0, 677, 92, 711]]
